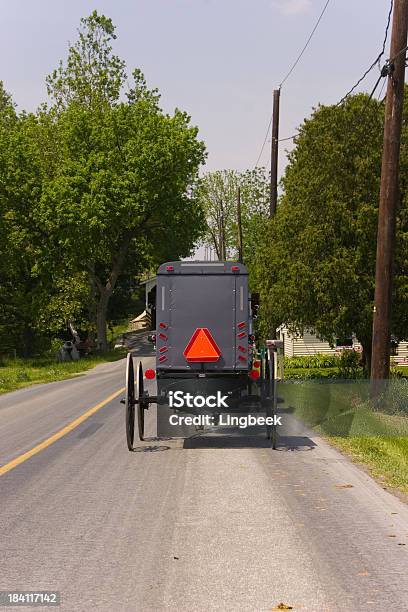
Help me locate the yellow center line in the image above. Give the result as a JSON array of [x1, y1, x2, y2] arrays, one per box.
[[0, 387, 125, 478]]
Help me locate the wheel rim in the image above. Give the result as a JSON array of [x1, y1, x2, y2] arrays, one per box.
[[137, 361, 145, 441], [125, 353, 136, 451]]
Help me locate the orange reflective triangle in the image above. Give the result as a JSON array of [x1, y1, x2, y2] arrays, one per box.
[[183, 328, 221, 362]]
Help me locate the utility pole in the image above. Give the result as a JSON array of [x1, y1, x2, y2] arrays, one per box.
[[237, 186, 243, 263], [371, 0, 408, 382], [219, 201, 225, 261], [268, 89, 281, 340], [270, 89, 280, 217]]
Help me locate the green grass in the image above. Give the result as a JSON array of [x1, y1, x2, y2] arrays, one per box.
[[0, 349, 127, 395], [279, 380, 408, 494], [333, 437, 408, 493]]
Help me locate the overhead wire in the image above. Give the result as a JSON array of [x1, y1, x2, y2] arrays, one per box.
[[337, 0, 394, 105], [377, 78, 387, 101], [254, 0, 395, 168], [254, 0, 332, 167], [279, 0, 332, 88], [254, 116, 272, 168], [278, 0, 395, 145]]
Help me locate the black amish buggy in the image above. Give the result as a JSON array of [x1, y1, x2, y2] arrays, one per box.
[[123, 261, 279, 449]]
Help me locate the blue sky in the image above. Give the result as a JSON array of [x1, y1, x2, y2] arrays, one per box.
[[0, 0, 393, 176]]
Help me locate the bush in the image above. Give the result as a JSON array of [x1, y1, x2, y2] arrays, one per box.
[[338, 349, 361, 379], [284, 350, 364, 380], [284, 354, 340, 369]]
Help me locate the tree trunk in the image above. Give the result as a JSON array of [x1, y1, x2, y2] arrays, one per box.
[[88, 234, 133, 352], [360, 337, 372, 377], [22, 325, 34, 358], [96, 290, 110, 352]]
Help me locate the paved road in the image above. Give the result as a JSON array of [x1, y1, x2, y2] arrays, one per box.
[[1, 340, 408, 611]]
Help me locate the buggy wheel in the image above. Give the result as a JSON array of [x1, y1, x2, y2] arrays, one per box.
[[125, 353, 136, 451], [136, 361, 147, 441], [262, 348, 277, 448]]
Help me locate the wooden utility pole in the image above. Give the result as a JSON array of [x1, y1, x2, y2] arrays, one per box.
[[371, 0, 408, 381], [270, 89, 280, 217], [237, 186, 243, 263], [219, 202, 225, 261]]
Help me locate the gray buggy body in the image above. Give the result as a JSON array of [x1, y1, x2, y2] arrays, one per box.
[[154, 261, 255, 435], [155, 261, 249, 374]]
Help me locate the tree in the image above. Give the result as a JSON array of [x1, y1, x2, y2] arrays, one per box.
[[42, 12, 206, 350], [253, 93, 408, 373], [197, 168, 269, 261], [0, 95, 92, 355]]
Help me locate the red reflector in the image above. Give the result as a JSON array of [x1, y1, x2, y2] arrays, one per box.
[[159, 322, 167, 329], [238, 345, 246, 353], [159, 355, 167, 362], [159, 333, 168, 340], [145, 369, 156, 379], [166, 266, 174, 271], [159, 346, 168, 353], [237, 332, 247, 339], [183, 328, 221, 362], [249, 370, 260, 380], [237, 322, 246, 329], [231, 266, 240, 272], [253, 360, 261, 368], [238, 355, 247, 362]]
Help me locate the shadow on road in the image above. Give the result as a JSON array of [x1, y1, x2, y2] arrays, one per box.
[[274, 435, 316, 452], [182, 430, 316, 450], [130, 445, 171, 453], [125, 331, 155, 357]]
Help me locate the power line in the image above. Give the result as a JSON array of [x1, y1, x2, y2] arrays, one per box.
[[389, 42, 408, 62], [254, 0, 394, 166], [338, 0, 394, 105], [254, 116, 272, 167], [378, 78, 387, 101], [254, 0, 332, 167], [282, 72, 386, 149], [279, 135, 296, 142], [279, 0, 332, 88]]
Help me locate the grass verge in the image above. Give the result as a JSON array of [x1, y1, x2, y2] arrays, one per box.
[[0, 349, 127, 395], [279, 380, 408, 495], [331, 436, 408, 494]]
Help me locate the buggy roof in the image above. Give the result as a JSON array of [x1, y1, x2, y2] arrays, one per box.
[[157, 261, 248, 275]]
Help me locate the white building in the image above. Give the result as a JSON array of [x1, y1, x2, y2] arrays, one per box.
[[276, 325, 408, 363]]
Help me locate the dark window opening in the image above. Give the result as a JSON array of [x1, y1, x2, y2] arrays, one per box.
[[336, 337, 353, 348]]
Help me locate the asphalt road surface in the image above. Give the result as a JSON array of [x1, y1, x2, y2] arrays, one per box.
[[1, 337, 408, 611]]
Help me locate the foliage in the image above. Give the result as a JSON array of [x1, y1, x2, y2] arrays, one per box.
[[284, 367, 344, 380], [42, 13, 206, 350], [196, 168, 269, 261], [338, 349, 361, 378], [46, 11, 127, 109], [253, 92, 408, 370], [0, 12, 206, 355], [284, 353, 340, 369]]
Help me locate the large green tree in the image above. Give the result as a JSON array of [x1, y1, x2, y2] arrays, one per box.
[[0, 92, 92, 355], [253, 93, 408, 372], [40, 12, 206, 350]]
